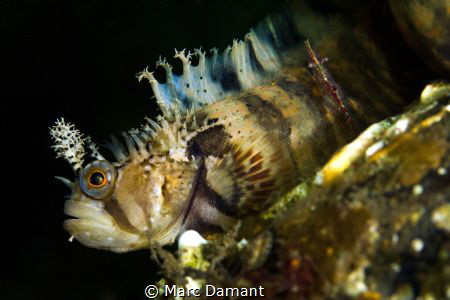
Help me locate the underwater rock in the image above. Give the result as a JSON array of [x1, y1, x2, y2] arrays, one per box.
[[389, 0, 450, 76]]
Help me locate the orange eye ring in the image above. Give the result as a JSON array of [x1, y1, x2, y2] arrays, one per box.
[[87, 169, 108, 189], [80, 160, 116, 199]]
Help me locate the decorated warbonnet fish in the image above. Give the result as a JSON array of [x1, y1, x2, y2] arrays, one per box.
[[50, 9, 408, 252]]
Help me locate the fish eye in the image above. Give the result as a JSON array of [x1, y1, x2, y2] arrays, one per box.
[[89, 171, 106, 187], [80, 161, 116, 199]]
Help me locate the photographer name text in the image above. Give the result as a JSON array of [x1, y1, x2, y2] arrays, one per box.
[[164, 285, 265, 297]]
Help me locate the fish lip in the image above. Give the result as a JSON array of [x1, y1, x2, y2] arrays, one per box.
[[63, 200, 148, 251], [64, 199, 114, 226], [62, 218, 148, 252]]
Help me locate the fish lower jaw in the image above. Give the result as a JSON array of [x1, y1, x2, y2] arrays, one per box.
[[63, 219, 148, 252], [63, 200, 148, 252], [64, 199, 113, 226]]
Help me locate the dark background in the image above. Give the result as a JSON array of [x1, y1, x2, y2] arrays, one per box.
[[2, 0, 286, 299]]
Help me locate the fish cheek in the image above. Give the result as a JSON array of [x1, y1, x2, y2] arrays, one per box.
[[160, 164, 197, 213], [106, 167, 151, 232]]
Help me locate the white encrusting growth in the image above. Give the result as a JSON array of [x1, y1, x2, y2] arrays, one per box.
[[412, 184, 423, 195], [137, 16, 283, 119], [437, 167, 447, 175], [411, 238, 424, 253], [394, 119, 409, 133], [365, 141, 384, 158], [178, 230, 207, 249]]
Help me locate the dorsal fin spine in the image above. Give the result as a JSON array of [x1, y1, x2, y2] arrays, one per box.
[[246, 29, 280, 73], [138, 14, 291, 119]]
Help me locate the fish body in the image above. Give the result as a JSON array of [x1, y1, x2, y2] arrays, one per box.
[[51, 6, 408, 252]]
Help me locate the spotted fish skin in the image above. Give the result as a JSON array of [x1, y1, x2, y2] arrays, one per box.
[[189, 67, 353, 216], [51, 6, 410, 252]]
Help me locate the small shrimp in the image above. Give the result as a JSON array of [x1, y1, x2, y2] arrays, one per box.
[[305, 39, 353, 123]]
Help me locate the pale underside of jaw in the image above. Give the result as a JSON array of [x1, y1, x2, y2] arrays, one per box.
[[64, 199, 148, 252]]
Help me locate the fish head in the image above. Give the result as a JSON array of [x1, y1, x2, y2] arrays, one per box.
[[51, 118, 198, 252]]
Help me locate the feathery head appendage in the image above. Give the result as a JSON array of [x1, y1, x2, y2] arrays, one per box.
[[50, 118, 89, 172], [86, 137, 106, 161]]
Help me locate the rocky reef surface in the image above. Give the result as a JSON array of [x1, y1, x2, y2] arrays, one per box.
[[154, 82, 449, 300]]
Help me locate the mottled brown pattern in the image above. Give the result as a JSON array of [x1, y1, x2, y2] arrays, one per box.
[[190, 125, 231, 157], [241, 95, 287, 135]]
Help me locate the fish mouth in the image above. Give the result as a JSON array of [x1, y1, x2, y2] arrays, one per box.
[[64, 200, 148, 252], [64, 199, 114, 226]]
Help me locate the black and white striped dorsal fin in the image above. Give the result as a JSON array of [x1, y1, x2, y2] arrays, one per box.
[[137, 12, 298, 120]]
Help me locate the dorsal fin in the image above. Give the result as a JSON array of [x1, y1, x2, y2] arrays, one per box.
[[137, 12, 298, 120]]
